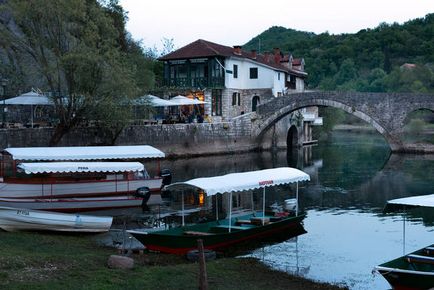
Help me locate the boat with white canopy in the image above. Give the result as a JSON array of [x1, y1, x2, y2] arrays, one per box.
[[0, 206, 112, 232], [0, 145, 169, 200], [374, 194, 434, 289], [0, 195, 144, 212], [128, 167, 310, 254]]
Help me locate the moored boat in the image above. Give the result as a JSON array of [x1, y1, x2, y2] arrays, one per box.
[[129, 167, 310, 254], [375, 194, 434, 290], [129, 211, 306, 254], [0, 145, 169, 199], [375, 245, 434, 290], [0, 206, 112, 232], [0, 195, 145, 212]]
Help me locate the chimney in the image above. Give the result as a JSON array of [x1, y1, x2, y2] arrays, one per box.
[[251, 49, 257, 59], [273, 47, 281, 63], [233, 45, 242, 55], [264, 51, 271, 63]]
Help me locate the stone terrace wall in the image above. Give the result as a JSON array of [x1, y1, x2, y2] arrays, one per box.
[[0, 114, 259, 157]]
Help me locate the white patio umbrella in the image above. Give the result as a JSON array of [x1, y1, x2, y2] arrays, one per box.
[[170, 95, 208, 105], [3, 91, 53, 127], [134, 95, 178, 107]]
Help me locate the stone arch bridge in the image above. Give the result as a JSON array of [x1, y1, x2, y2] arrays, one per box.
[[253, 91, 434, 153]]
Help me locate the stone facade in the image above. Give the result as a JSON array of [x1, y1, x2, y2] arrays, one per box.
[[221, 88, 273, 120]]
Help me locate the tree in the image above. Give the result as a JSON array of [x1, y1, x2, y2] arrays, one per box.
[[0, 0, 144, 145]]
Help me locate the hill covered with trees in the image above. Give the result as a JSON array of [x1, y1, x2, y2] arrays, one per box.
[[244, 14, 434, 93]]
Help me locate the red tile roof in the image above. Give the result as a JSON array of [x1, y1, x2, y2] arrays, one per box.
[[292, 58, 303, 66], [159, 39, 307, 76]]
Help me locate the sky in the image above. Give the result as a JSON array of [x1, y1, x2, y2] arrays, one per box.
[[119, 0, 434, 52]]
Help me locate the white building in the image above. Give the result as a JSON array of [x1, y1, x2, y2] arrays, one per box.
[[159, 39, 308, 122]]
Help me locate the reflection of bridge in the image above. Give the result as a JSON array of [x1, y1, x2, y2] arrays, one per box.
[[254, 91, 434, 153]]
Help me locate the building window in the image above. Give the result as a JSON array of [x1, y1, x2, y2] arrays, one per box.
[[249, 67, 258, 79], [237, 93, 241, 106], [278, 72, 280, 80], [232, 92, 237, 106], [212, 89, 222, 116], [233, 64, 238, 79]]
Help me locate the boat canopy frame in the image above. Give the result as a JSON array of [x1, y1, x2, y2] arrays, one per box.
[[384, 194, 434, 212], [3, 145, 165, 161], [17, 162, 145, 175], [164, 167, 310, 231]]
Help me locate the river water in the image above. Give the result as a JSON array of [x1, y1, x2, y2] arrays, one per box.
[[158, 130, 434, 290]]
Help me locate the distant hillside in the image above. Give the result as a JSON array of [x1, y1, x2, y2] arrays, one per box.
[[244, 14, 434, 93]]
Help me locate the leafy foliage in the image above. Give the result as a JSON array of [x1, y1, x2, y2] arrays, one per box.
[[244, 14, 434, 93], [0, 0, 156, 145]]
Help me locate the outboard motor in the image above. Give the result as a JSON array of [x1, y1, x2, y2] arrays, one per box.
[[135, 186, 151, 211], [159, 168, 172, 187]]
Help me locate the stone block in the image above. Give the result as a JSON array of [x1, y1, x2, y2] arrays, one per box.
[[107, 254, 134, 269]]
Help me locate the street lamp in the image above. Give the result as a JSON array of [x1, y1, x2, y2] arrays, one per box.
[[1, 78, 8, 126]]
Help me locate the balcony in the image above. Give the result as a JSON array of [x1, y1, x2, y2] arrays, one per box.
[[163, 77, 224, 89]]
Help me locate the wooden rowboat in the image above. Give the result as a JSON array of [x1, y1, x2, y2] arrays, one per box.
[[0, 206, 112, 232]]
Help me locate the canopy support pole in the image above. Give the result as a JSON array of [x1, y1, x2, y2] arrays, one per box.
[[296, 182, 299, 217], [262, 187, 265, 225], [182, 192, 185, 226], [215, 194, 218, 221], [31, 104, 34, 128], [228, 192, 232, 233], [251, 191, 254, 212], [403, 208, 406, 255]]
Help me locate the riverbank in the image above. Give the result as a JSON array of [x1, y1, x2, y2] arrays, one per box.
[[0, 231, 347, 290]]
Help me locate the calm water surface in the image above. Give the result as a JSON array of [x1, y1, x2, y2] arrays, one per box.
[[159, 131, 434, 290]]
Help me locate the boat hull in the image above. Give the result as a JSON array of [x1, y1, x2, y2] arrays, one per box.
[[129, 213, 306, 255], [0, 206, 112, 232], [376, 267, 434, 290], [375, 245, 434, 290], [0, 196, 144, 213], [0, 178, 162, 199]]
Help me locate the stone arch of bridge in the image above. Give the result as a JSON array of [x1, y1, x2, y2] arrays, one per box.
[[287, 125, 298, 149], [254, 99, 393, 148]]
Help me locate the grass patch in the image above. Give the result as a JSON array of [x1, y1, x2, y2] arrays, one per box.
[[0, 231, 347, 290]]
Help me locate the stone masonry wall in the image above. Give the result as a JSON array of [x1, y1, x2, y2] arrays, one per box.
[[222, 88, 273, 120], [0, 115, 260, 157]]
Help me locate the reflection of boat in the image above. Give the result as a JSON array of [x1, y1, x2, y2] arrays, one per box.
[[0, 145, 168, 199], [0, 206, 112, 232], [0, 195, 144, 213], [375, 194, 434, 290], [129, 167, 310, 255]]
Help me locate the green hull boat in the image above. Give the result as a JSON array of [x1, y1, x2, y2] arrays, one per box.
[[375, 244, 434, 290], [129, 167, 311, 255], [129, 212, 306, 254]]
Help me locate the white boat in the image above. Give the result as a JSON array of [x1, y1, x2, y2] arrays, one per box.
[[0, 206, 113, 232], [0, 145, 168, 199], [0, 195, 146, 212]]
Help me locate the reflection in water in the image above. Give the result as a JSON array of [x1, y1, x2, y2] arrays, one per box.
[[160, 131, 434, 290], [101, 131, 433, 290], [222, 223, 307, 257]]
